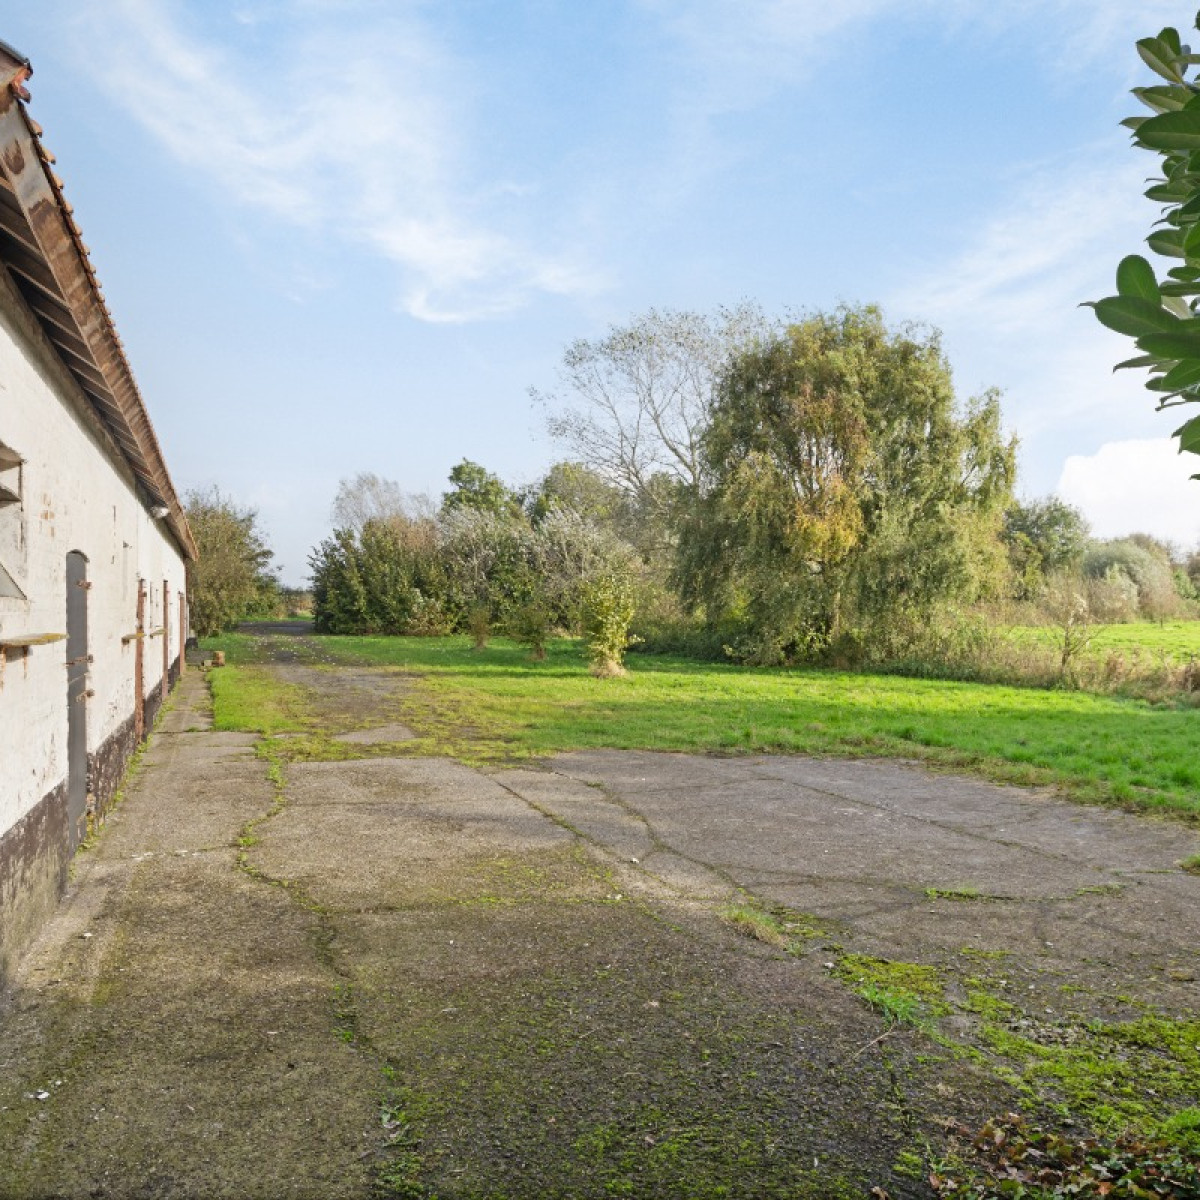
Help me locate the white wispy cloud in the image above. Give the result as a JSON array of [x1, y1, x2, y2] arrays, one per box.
[[887, 148, 1156, 440], [883, 141, 1198, 544], [1058, 440, 1200, 549], [645, 0, 1188, 87], [67, 0, 599, 322]]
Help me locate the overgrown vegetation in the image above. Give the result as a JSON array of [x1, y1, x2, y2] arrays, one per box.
[[308, 464, 635, 641], [676, 306, 1016, 665], [302, 300, 1198, 703]]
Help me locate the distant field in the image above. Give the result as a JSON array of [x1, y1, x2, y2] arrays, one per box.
[[1008, 620, 1200, 664], [209, 632, 1200, 820]]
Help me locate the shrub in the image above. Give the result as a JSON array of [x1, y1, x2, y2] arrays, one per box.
[[1086, 565, 1139, 624], [467, 603, 490, 649], [581, 572, 639, 676], [1084, 539, 1181, 621], [508, 598, 553, 660]]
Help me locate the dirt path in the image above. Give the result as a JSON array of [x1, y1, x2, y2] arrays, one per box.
[[2, 637, 1198, 1199]]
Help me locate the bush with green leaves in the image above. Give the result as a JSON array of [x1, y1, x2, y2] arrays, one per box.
[[507, 598, 553, 660], [311, 464, 635, 638], [1090, 19, 1200, 472], [1086, 564, 1141, 624], [309, 516, 444, 635], [1002, 496, 1090, 600], [581, 572, 639, 676], [1083, 538, 1182, 621]]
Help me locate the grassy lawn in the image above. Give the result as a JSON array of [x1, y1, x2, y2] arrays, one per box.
[[219, 633, 1200, 818], [1008, 619, 1200, 664]]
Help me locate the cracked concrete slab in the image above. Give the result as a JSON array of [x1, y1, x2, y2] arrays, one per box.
[[543, 749, 1200, 1009]]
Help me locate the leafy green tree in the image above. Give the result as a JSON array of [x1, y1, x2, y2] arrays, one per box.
[[677, 306, 1016, 662], [184, 488, 275, 637], [507, 598, 553, 660], [1002, 496, 1090, 599], [528, 461, 622, 526], [442, 460, 520, 517], [1186, 548, 1200, 591], [309, 514, 444, 635], [309, 527, 369, 634], [1090, 19, 1200, 473]]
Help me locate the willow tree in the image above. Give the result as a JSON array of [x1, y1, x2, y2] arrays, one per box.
[[1091, 20, 1200, 473], [676, 306, 1015, 663]]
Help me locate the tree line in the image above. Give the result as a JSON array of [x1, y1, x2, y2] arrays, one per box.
[[304, 303, 1200, 671], [182, 303, 1199, 677]]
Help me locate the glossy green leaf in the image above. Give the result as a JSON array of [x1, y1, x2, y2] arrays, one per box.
[[1137, 329, 1200, 358], [1148, 227, 1188, 257], [1173, 413, 1200, 454], [1148, 181, 1192, 203], [1185, 222, 1200, 255], [1136, 108, 1200, 150], [1116, 255, 1161, 302], [1168, 265, 1200, 280], [1159, 27, 1184, 55], [1159, 281, 1200, 297], [1138, 37, 1185, 83], [1114, 355, 1163, 371], [1134, 85, 1193, 113], [1091, 297, 1180, 337], [1160, 359, 1200, 389], [1123, 116, 1150, 132]]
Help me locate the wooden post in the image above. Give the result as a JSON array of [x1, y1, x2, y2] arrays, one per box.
[[134, 578, 145, 741]]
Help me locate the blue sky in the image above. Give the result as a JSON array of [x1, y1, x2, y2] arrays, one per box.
[[6, 0, 1199, 583]]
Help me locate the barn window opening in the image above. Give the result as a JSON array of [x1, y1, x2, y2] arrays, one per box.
[[0, 440, 26, 600]]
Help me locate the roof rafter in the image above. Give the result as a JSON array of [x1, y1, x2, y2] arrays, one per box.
[[0, 46, 196, 559]]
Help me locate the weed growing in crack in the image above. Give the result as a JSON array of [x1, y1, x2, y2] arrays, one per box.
[[718, 898, 824, 954], [924, 886, 985, 901]]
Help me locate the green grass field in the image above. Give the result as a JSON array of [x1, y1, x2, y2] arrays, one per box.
[[210, 631, 1200, 819], [1008, 620, 1200, 664]]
